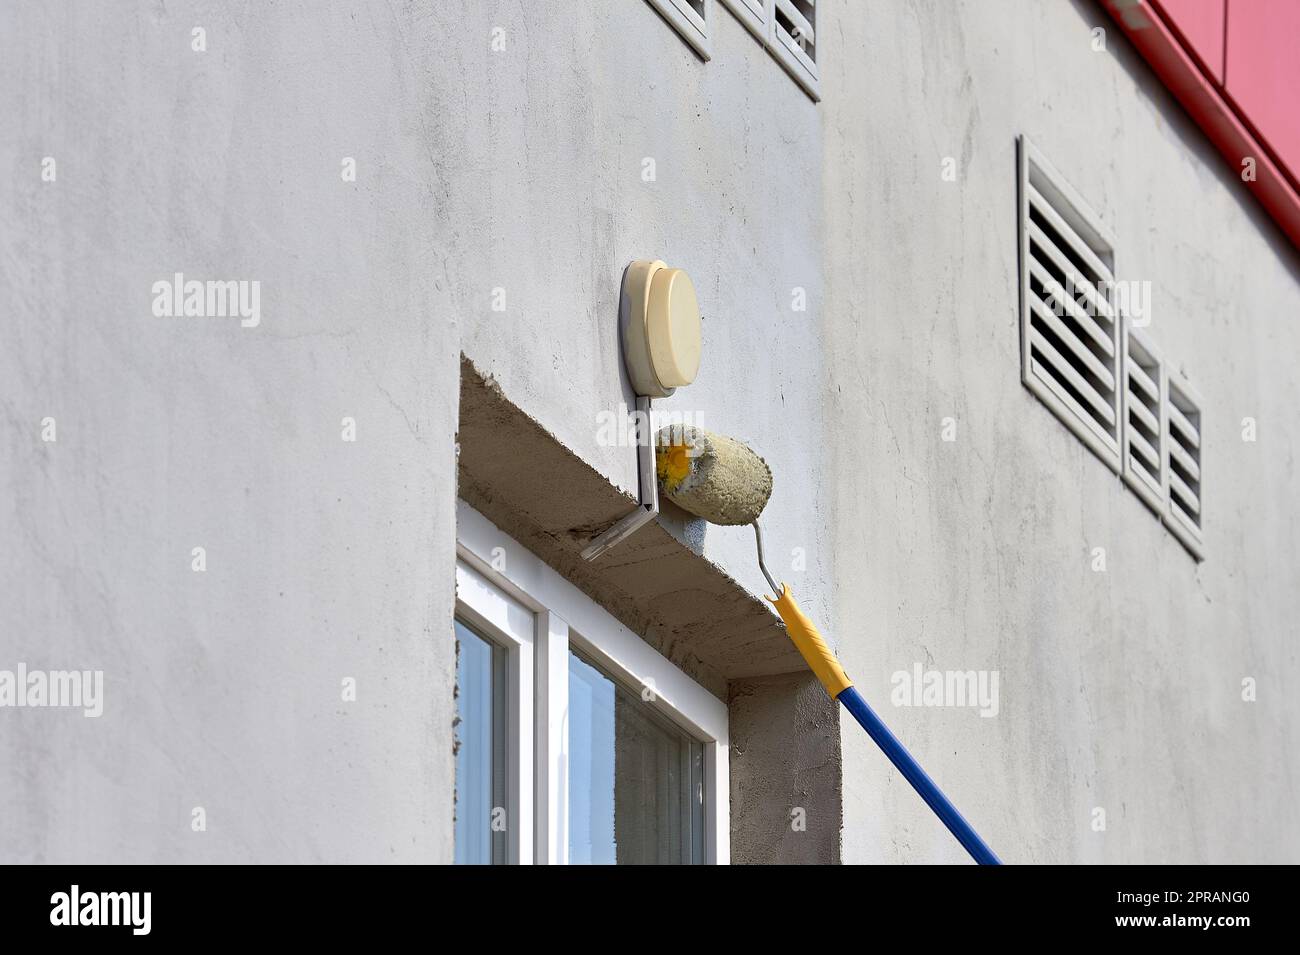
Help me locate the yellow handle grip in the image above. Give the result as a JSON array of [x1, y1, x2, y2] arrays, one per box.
[[768, 585, 853, 699]]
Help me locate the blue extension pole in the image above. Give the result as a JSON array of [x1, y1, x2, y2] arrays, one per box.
[[837, 686, 1001, 865], [758, 558, 1002, 865]]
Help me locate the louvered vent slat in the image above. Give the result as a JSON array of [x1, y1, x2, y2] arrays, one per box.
[[1122, 327, 1166, 514], [1025, 229, 1118, 368], [647, 0, 712, 59], [1130, 420, 1160, 466], [1129, 427, 1160, 473], [1128, 385, 1160, 434], [720, 0, 767, 43], [1029, 358, 1113, 439], [1028, 296, 1116, 389], [1169, 441, 1200, 481], [1164, 374, 1204, 558], [1170, 471, 1200, 514], [1126, 357, 1158, 404], [1025, 184, 1117, 295], [1029, 328, 1117, 425], [1018, 138, 1122, 471], [775, 0, 814, 40], [770, 0, 818, 97], [1023, 236, 1116, 332], [721, 0, 817, 98], [1168, 402, 1200, 449], [1028, 258, 1115, 357]]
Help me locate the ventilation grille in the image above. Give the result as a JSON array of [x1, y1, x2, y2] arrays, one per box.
[[717, 0, 818, 99], [771, 0, 818, 97], [1122, 329, 1165, 512], [648, 0, 712, 60], [680, 0, 708, 20], [774, 0, 815, 63], [1165, 375, 1204, 557], [1018, 138, 1122, 471], [722, 0, 767, 39]]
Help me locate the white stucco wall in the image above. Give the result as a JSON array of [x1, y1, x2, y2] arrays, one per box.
[[823, 0, 1300, 863], [2, 1, 460, 863], [450, 1, 830, 619], [3, 0, 1296, 863]]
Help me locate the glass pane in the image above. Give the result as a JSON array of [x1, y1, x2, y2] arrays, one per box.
[[454, 618, 507, 865], [568, 648, 705, 864]]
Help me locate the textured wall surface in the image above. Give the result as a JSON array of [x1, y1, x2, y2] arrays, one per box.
[[1, 1, 460, 862], [729, 672, 842, 864], [3, 0, 1297, 864], [822, 0, 1300, 863], [448, 1, 830, 618]]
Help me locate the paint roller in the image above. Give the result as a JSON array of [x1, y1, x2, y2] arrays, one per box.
[[656, 425, 1002, 866], [589, 259, 999, 863]]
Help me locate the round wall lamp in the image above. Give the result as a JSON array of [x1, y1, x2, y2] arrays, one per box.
[[620, 259, 702, 398], [583, 259, 703, 560]]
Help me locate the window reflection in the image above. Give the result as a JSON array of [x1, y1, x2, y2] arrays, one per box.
[[454, 618, 507, 865], [568, 648, 705, 864]]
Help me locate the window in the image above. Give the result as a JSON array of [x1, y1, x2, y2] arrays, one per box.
[[648, 0, 713, 60], [453, 552, 535, 864], [568, 648, 706, 864], [453, 618, 507, 864], [1018, 136, 1123, 473], [454, 500, 729, 864]]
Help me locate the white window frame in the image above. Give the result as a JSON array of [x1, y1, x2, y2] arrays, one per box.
[[454, 558, 534, 864], [647, 0, 713, 61], [455, 500, 730, 864]]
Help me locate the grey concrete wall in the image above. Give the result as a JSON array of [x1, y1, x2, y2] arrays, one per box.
[[448, 0, 831, 625], [1, 1, 459, 862], [4, 0, 1297, 865], [729, 672, 841, 864], [2, 0, 833, 864], [822, 0, 1300, 863]]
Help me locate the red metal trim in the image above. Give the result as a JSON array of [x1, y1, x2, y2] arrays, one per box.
[[1104, 0, 1300, 251], [1150, 0, 1225, 86]]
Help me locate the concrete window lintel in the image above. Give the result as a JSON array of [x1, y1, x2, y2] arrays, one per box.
[[457, 355, 809, 699]]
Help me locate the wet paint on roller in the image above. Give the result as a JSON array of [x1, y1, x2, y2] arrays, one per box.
[[654, 425, 773, 526]]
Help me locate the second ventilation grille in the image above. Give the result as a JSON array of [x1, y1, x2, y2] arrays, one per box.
[[1122, 327, 1166, 513], [1017, 137, 1122, 471], [1165, 372, 1204, 559]]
